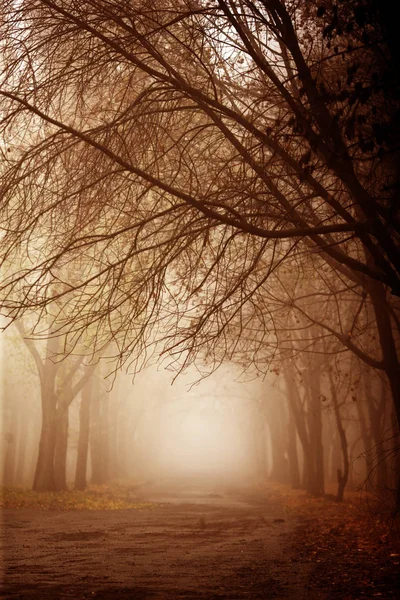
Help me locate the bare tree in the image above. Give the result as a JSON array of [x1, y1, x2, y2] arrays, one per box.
[[0, 3, 399, 434], [15, 318, 97, 491]]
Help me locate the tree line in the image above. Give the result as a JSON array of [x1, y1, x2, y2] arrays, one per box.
[[0, 1, 399, 505]]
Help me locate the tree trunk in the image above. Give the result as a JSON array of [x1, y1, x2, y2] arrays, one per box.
[[329, 429, 342, 483], [306, 363, 325, 495], [391, 411, 400, 511], [33, 416, 58, 492], [370, 416, 388, 492], [90, 383, 109, 485], [287, 405, 301, 489], [283, 363, 315, 492], [33, 335, 59, 492], [3, 432, 17, 487], [74, 381, 92, 490], [108, 392, 119, 478], [116, 410, 129, 479], [368, 280, 400, 505], [15, 408, 28, 486], [54, 407, 69, 491], [362, 369, 389, 492], [326, 364, 349, 502], [356, 392, 374, 493], [2, 402, 18, 487], [267, 401, 289, 484], [255, 421, 268, 480]]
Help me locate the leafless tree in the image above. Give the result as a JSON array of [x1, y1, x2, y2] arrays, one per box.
[[0, 2, 399, 431]]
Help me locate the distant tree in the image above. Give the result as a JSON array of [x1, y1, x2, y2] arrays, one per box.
[[1, 326, 41, 487], [323, 346, 351, 502], [16, 318, 96, 491], [74, 378, 93, 491], [0, 2, 399, 441]]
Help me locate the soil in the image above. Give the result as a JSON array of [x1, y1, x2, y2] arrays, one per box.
[[0, 483, 316, 600], [1, 482, 399, 599]]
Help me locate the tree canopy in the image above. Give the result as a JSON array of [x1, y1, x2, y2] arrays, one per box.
[[0, 0, 399, 374]]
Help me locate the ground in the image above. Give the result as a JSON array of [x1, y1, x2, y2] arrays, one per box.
[[1, 481, 399, 599]]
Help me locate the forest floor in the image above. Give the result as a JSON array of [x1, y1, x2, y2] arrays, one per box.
[[0, 480, 399, 599]]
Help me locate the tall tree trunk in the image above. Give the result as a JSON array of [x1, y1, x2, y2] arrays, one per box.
[[90, 383, 109, 485], [108, 392, 119, 478], [287, 406, 301, 489], [306, 363, 325, 496], [283, 363, 315, 492], [2, 372, 18, 487], [15, 407, 28, 486], [329, 429, 342, 483], [255, 421, 268, 480], [267, 401, 289, 484], [33, 412, 58, 492], [33, 335, 59, 492], [54, 407, 69, 491], [362, 369, 389, 492], [370, 417, 388, 492], [368, 280, 400, 505], [391, 411, 400, 511], [3, 432, 17, 487], [355, 389, 374, 492], [2, 401, 18, 487], [75, 380, 92, 490], [326, 360, 349, 501], [116, 409, 129, 479]]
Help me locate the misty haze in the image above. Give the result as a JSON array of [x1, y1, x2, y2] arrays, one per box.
[[1, 1, 400, 599]]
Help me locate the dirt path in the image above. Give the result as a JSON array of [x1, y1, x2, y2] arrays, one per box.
[[1, 487, 317, 600]]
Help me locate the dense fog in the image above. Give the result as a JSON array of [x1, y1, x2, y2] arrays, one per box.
[[2, 323, 391, 498]]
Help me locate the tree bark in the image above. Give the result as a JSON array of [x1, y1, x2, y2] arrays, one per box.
[[255, 421, 268, 480], [2, 398, 18, 487], [267, 400, 289, 484], [15, 406, 28, 486], [74, 380, 92, 490], [305, 359, 325, 495], [326, 361, 349, 502], [368, 282, 400, 430], [33, 414, 58, 492], [287, 406, 301, 489], [364, 280, 400, 505], [391, 410, 400, 511], [54, 407, 69, 491], [283, 363, 315, 492], [90, 381, 109, 485], [3, 432, 17, 487], [32, 333, 59, 492]]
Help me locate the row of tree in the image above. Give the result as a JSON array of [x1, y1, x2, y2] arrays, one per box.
[[2, 322, 398, 506], [1, 326, 137, 491], [0, 1, 399, 504]]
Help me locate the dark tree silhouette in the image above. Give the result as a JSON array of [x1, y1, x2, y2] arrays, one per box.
[[0, 2, 399, 472]]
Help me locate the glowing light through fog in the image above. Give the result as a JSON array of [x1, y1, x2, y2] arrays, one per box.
[[159, 405, 251, 480]]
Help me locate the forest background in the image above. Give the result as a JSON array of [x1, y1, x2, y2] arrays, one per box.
[[0, 0, 399, 514]]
